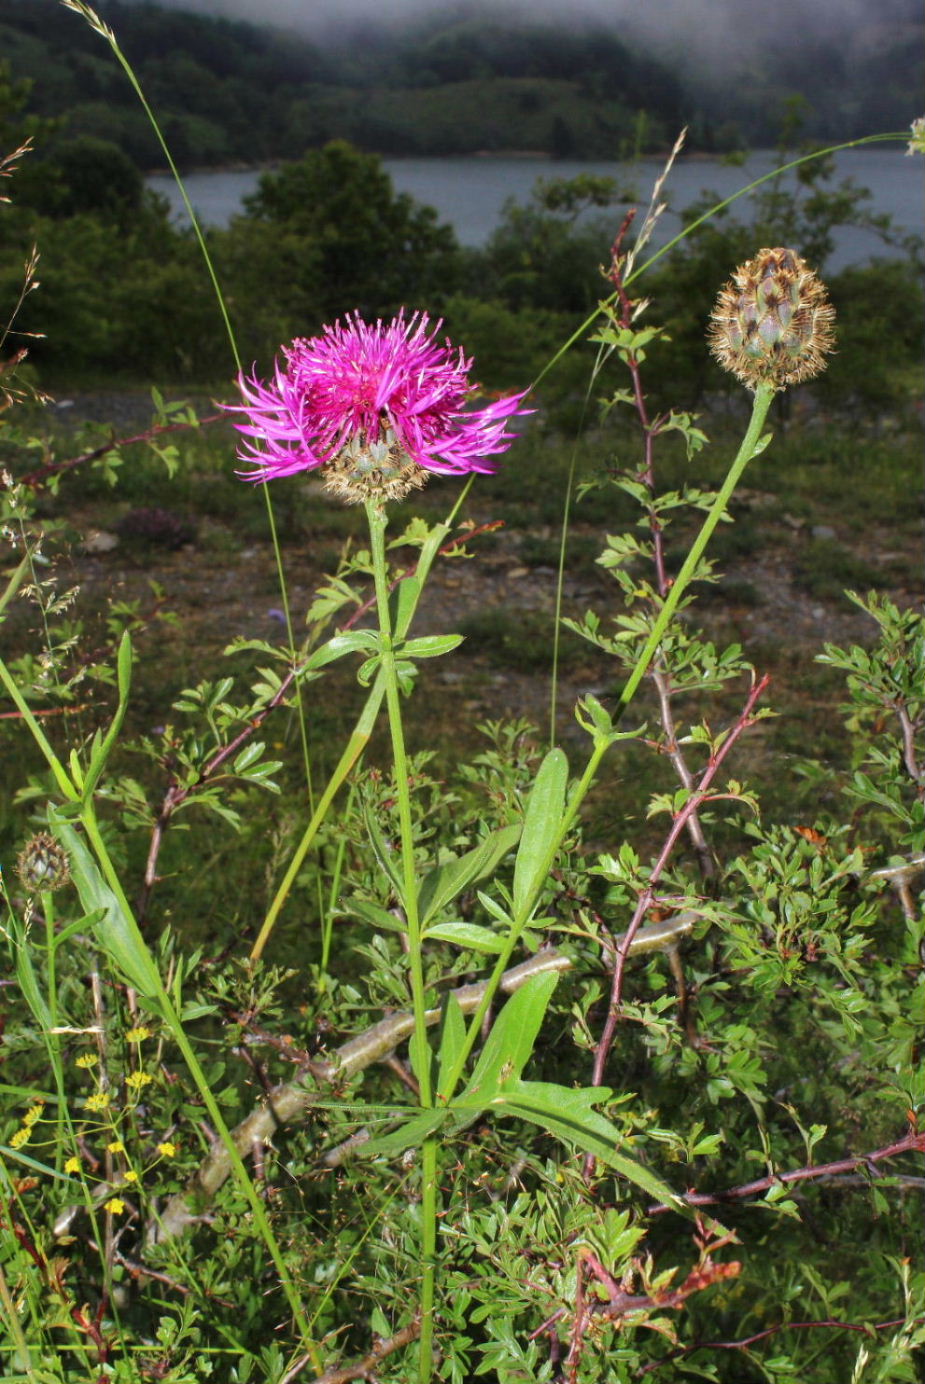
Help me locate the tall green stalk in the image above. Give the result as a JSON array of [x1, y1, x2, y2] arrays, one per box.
[[612, 383, 775, 721], [60, 0, 317, 839], [365, 499, 438, 1382]]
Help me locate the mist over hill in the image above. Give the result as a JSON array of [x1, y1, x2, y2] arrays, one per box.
[[0, 0, 920, 169]]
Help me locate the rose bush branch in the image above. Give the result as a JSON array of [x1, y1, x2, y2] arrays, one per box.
[[647, 1129, 925, 1215], [18, 409, 223, 489], [589, 673, 770, 1097], [601, 218, 715, 877]]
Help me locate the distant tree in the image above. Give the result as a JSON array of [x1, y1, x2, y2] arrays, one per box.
[[471, 174, 621, 313], [236, 140, 461, 323], [16, 136, 143, 224]]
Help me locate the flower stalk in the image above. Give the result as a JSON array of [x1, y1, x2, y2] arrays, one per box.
[[366, 498, 438, 1382]]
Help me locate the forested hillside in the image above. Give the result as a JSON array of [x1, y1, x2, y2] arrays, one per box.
[[0, 0, 920, 168]]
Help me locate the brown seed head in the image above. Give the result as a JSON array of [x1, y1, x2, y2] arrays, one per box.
[[708, 247, 836, 391], [16, 832, 70, 893]]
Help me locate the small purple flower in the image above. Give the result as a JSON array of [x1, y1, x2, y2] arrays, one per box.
[[226, 311, 530, 503]]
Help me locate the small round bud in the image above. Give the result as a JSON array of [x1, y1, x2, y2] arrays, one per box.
[[708, 247, 836, 391], [16, 832, 71, 893]]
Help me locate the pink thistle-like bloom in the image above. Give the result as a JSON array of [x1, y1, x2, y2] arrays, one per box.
[[227, 311, 531, 504]]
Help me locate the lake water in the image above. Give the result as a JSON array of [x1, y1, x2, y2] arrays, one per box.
[[148, 147, 922, 271]]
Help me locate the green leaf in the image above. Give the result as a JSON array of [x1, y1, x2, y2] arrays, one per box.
[[455, 971, 559, 1107], [48, 809, 164, 1007], [233, 741, 267, 774], [493, 1080, 692, 1216], [422, 921, 504, 953], [401, 634, 464, 659], [513, 748, 568, 919], [358, 1108, 447, 1159], [348, 898, 406, 933], [437, 993, 466, 1092], [391, 576, 421, 632], [305, 629, 379, 671], [362, 806, 406, 903], [418, 824, 521, 927], [476, 890, 514, 928]]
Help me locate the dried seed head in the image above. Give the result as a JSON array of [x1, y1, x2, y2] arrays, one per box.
[[16, 832, 70, 893], [708, 247, 836, 391]]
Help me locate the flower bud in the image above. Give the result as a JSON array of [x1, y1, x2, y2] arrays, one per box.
[[16, 832, 70, 893], [708, 247, 835, 391]]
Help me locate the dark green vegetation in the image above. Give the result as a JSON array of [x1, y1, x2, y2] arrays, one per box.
[[1, 14, 924, 1378], [1, 0, 921, 167]]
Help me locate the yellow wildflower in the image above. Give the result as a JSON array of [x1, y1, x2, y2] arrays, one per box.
[[84, 1092, 111, 1111], [64, 1157, 80, 1174], [104, 1198, 125, 1215], [125, 1071, 153, 1091], [156, 1141, 177, 1158], [123, 1169, 139, 1183], [10, 1127, 30, 1148], [106, 1140, 125, 1154], [124, 1026, 151, 1043], [75, 1053, 99, 1069], [23, 1102, 45, 1127]]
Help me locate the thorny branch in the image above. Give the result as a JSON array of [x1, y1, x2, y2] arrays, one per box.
[[557, 1229, 741, 1384], [605, 224, 715, 880], [638, 1311, 925, 1376], [587, 673, 770, 1103], [281, 1316, 421, 1384], [647, 1129, 925, 1215], [18, 409, 224, 488]]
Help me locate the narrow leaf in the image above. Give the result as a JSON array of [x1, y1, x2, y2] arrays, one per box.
[[305, 630, 379, 671], [422, 922, 504, 954], [495, 1080, 692, 1217], [48, 810, 163, 1005], [362, 806, 406, 902], [437, 993, 466, 1092], [418, 824, 521, 926], [392, 576, 421, 632], [402, 634, 464, 659], [456, 971, 558, 1107], [358, 1108, 447, 1159], [513, 748, 569, 918]]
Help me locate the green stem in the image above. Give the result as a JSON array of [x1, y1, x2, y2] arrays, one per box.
[[41, 890, 68, 1164], [365, 499, 437, 1383], [78, 804, 321, 1367], [613, 383, 775, 722], [445, 389, 774, 1097], [0, 1255, 35, 1381], [253, 485, 472, 964]]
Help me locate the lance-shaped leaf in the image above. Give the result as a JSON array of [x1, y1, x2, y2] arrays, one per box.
[[418, 823, 521, 927], [422, 922, 504, 954], [305, 629, 380, 672], [513, 749, 568, 920], [49, 809, 164, 1008], [454, 970, 559, 1108], [400, 634, 464, 659], [357, 1107, 448, 1159], [492, 1080, 692, 1217], [363, 805, 406, 903]]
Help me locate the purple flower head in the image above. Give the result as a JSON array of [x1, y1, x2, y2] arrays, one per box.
[[226, 311, 531, 503]]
